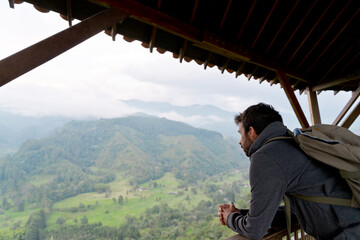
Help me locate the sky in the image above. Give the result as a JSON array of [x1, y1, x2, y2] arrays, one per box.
[[0, 1, 359, 132]]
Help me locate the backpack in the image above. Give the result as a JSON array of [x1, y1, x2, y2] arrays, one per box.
[[264, 124, 360, 235]]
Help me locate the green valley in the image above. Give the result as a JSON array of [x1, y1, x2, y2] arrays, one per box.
[[0, 116, 250, 240]]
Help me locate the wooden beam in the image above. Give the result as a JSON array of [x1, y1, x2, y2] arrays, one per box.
[[0, 8, 128, 87], [307, 87, 321, 125], [312, 69, 360, 91], [277, 72, 309, 128], [341, 101, 360, 129], [333, 86, 360, 125], [99, 0, 309, 84]]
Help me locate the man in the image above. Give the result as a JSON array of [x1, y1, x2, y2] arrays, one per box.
[[218, 103, 360, 240]]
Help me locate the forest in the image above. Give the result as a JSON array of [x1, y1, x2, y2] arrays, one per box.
[[0, 116, 250, 240]]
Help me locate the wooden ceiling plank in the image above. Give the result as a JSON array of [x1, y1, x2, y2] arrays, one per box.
[[149, 27, 157, 53], [197, 31, 310, 84], [237, 0, 257, 40], [101, 0, 202, 40], [318, 46, 354, 83], [157, 0, 162, 9], [99, 0, 309, 85], [297, 0, 351, 68], [276, 0, 318, 59], [333, 86, 360, 125], [0, 7, 128, 87], [251, 0, 279, 49], [338, 50, 360, 75], [190, 0, 200, 24], [307, 87, 322, 125], [341, 101, 360, 129], [306, 8, 360, 73], [219, 0, 232, 31], [265, 0, 300, 54], [277, 71, 310, 128], [287, 0, 335, 64]]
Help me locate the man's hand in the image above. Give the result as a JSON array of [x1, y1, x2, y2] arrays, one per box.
[[218, 203, 241, 226]]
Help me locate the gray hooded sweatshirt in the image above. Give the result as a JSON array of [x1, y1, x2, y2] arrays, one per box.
[[227, 121, 360, 240]]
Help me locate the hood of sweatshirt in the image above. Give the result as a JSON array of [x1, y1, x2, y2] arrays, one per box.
[[248, 121, 288, 157]]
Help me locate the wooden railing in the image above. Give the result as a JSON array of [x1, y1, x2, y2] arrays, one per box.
[[225, 223, 315, 240]]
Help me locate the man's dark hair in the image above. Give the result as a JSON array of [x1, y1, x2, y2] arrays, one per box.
[[234, 103, 283, 135]]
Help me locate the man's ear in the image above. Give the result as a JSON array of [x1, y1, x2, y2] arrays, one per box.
[[248, 126, 258, 141]]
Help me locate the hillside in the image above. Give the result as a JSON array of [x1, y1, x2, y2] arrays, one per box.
[[0, 116, 247, 202]]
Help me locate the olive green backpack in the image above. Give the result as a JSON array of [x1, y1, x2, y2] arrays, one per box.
[[264, 124, 360, 235]]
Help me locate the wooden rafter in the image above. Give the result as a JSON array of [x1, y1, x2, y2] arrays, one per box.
[[287, 0, 335, 64], [276, 0, 318, 59], [341, 101, 360, 129], [149, 27, 157, 53], [333, 86, 360, 125], [221, 58, 230, 74], [306, 7, 360, 73], [8, 0, 14, 8], [236, 61, 246, 78], [204, 52, 212, 70], [190, 0, 200, 23], [251, 0, 279, 49], [277, 72, 309, 128], [219, 0, 232, 32], [312, 68, 360, 91], [338, 50, 360, 75], [0, 8, 128, 87], [111, 23, 117, 41], [237, 0, 257, 40], [265, 0, 300, 54], [248, 66, 259, 80], [297, 0, 351, 68], [179, 40, 188, 63], [99, 0, 309, 84], [318, 46, 354, 83], [66, 0, 73, 26]]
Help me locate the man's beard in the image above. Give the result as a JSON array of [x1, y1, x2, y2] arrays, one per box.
[[242, 138, 253, 157]]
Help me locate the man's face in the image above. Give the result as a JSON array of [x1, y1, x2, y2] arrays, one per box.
[[238, 123, 253, 157]]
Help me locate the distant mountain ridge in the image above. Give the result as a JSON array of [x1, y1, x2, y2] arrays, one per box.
[[0, 110, 71, 156], [0, 116, 247, 203], [122, 99, 239, 138]]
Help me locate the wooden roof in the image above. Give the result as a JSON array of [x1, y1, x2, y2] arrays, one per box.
[[13, 0, 360, 94]]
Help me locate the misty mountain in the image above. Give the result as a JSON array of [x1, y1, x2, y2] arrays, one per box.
[[0, 116, 247, 202], [122, 99, 239, 139], [0, 111, 71, 156]]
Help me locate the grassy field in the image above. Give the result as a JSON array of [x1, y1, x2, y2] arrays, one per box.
[[0, 170, 248, 232]]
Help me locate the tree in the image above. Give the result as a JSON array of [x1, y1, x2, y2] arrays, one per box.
[[118, 195, 124, 205], [56, 217, 65, 225], [81, 215, 88, 225], [2, 198, 12, 210]]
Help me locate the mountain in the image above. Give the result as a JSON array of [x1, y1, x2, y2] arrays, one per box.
[[122, 100, 239, 139], [0, 111, 71, 157], [0, 116, 247, 203]]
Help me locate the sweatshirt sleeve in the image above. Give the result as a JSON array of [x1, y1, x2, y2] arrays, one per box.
[[227, 152, 287, 240]]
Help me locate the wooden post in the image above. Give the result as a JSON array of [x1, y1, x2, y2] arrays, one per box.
[[333, 86, 360, 125], [306, 87, 321, 125], [0, 7, 128, 87], [341, 101, 360, 129], [277, 71, 309, 128]]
